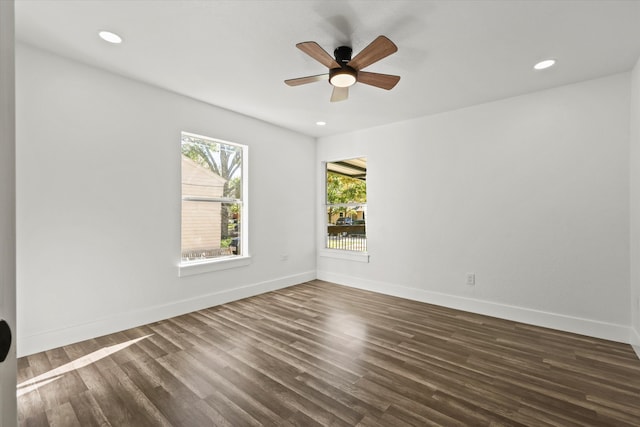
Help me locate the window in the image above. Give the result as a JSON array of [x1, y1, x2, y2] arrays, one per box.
[[181, 132, 247, 264], [326, 158, 367, 252]]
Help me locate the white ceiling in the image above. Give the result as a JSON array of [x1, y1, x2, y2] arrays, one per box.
[[15, 0, 640, 138]]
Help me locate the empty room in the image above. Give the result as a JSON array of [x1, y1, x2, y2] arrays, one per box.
[[2, 0, 640, 425]]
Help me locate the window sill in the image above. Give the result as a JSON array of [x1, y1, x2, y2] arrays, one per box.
[[319, 249, 369, 263], [178, 255, 251, 277]]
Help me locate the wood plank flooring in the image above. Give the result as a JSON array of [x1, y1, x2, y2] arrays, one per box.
[[17, 280, 640, 426]]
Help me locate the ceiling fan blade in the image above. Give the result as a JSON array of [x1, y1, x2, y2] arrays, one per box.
[[357, 71, 400, 90], [330, 86, 349, 102], [285, 73, 329, 86], [347, 35, 397, 71], [296, 41, 341, 69]]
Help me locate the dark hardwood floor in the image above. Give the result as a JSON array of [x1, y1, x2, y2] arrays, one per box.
[[17, 280, 640, 426]]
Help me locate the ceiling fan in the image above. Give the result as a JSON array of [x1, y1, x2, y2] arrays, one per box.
[[285, 35, 400, 102]]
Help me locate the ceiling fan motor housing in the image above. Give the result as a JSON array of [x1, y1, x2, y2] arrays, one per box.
[[334, 46, 353, 65]]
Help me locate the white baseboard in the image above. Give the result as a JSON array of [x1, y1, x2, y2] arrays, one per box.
[[631, 327, 640, 360], [317, 271, 631, 345], [21, 270, 636, 357], [18, 270, 316, 357]]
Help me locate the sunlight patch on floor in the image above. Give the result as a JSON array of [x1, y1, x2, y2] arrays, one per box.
[[17, 334, 153, 396]]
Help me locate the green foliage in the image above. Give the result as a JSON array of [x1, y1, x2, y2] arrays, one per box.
[[227, 177, 241, 200], [326, 171, 366, 204]]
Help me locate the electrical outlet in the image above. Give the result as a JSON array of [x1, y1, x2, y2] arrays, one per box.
[[636, 296, 640, 311], [466, 273, 475, 286], [280, 253, 289, 261]]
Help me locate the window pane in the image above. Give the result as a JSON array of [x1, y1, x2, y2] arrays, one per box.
[[326, 171, 366, 204], [181, 202, 241, 261], [326, 206, 367, 251], [326, 158, 366, 252], [181, 134, 243, 200], [181, 132, 245, 262]]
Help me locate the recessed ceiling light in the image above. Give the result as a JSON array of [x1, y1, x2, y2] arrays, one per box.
[[316, 121, 327, 126], [98, 31, 122, 44], [533, 59, 556, 70]]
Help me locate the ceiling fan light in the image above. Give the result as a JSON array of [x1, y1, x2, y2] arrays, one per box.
[[329, 67, 357, 88]]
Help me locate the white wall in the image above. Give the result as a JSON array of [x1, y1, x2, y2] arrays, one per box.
[[0, 1, 17, 424], [318, 74, 631, 342], [16, 45, 316, 356], [631, 57, 640, 351]]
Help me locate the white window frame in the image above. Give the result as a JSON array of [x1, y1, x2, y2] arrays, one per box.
[[320, 158, 369, 263], [179, 132, 250, 277]]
